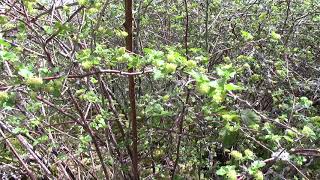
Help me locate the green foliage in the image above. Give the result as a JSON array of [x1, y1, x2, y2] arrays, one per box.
[[0, 91, 9, 103], [217, 165, 237, 180], [0, 0, 319, 179], [90, 110, 109, 130], [241, 30, 254, 41]]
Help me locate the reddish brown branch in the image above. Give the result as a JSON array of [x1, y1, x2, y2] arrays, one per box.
[[67, 90, 111, 180], [45, 6, 85, 44], [125, 0, 139, 179], [43, 68, 153, 80], [291, 149, 320, 157]]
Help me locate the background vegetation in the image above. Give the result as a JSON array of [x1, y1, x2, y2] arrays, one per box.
[[0, 0, 319, 179]]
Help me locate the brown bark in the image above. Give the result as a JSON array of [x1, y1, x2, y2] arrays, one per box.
[[124, 0, 139, 179]]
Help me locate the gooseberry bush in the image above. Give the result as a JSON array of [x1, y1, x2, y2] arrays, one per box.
[[0, 0, 320, 179]]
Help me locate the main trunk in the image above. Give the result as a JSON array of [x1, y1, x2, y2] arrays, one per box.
[[124, 0, 139, 179]]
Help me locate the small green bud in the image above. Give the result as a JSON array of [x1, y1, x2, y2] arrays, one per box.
[[88, 8, 99, 14], [0, 91, 9, 102], [78, 0, 88, 6], [26, 77, 43, 88], [164, 63, 177, 74], [162, 95, 170, 102], [197, 83, 210, 95], [118, 47, 126, 55], [167, 53, 175, 62], [230, 150, 243, 160], [44, 83, 54, 93], [98, 27, 104, 32], [271, 31, 281, 40], [185, 60, 197, 69], [253, 170, 264, 180], [244, 149, 254, 159], [117, 31, 128, 37], [226, 170, 237, 180], [81, 61, 93, 70], [154, 148, 164, 159], [285, 129, 297, 137]]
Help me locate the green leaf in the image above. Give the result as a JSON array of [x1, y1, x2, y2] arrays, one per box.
[[225, 83, 242, 91], [222, 113, 239, 122], [310, 116, 320, 127], [241, 30, 254, 41], [253, 170, 264, 180], [216, 64, 235, 79], [299, 97, 313, 108], [248, 161, 266, 175], [153, 68, 164, 79], [271, 31, 281, 40], [189, 70, 210, 83], [217, 165, 235, 176], [283, 135, 294, 143], [217, 166, 237, 180], [79, 135, 92, 145], [302, 126, 316, 138], [221, 124, 239, 148], [241, 109, 261, 124], [226, 169, 237, 180], [216, 167, 227, 176], [196, 82, 211, 95], [0, 51, 17, 62], [244, 149, 255, 160], [0, 39, 11, 47], [18, 68, 33, 78]]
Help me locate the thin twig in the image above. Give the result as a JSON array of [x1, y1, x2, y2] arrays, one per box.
[[43, 68, 153, 80], [0, 128, 37, 180]]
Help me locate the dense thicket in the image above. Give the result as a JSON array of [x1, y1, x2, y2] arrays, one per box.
[[0, 0, 319, 179]]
